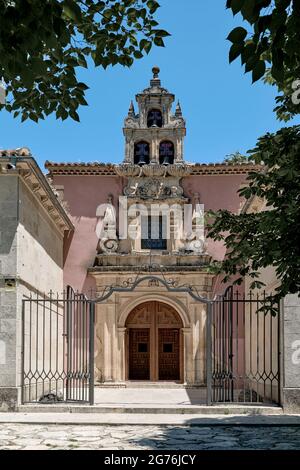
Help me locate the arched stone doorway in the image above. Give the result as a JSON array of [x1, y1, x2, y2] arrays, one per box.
[[125, 301, 183, 382]]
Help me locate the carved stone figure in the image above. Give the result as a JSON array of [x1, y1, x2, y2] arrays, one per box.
[[98, 195, 119, 254]]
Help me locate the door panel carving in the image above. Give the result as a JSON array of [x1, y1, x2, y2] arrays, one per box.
[[158, 329, 180, 380], [126, 302, 182, 381], [129, 329, 150, 380]]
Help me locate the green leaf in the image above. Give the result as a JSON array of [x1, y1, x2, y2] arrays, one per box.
[[63, 0, 82, 23], [227, 27, 248, 43], [229, 43, 244, 63], [147, 0, 160, 14], [252, 60, 266, 82], [69, 109, 80, 122], [230, 0, 244, 15], [140, 39, 152, 54], [153, 29, 171, 38], [134, 50, 143, 59], [154, 37, 164, 47]]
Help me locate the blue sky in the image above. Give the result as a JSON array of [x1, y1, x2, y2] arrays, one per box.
[[0, 1, 298, 169]]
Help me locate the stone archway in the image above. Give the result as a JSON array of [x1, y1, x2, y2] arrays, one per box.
[[125, 301, 183, 382]]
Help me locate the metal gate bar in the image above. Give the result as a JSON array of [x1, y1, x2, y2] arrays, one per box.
[[210, 287, 280, 404], [21, 275, 280, 407], [21, 287, 94, 404]]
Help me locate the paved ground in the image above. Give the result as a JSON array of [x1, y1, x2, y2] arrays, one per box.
[[0, 423, 300, 450], [93, 387, 207, 405]]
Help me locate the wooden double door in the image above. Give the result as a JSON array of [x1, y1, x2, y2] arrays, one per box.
[[126, 301, 183, 381]]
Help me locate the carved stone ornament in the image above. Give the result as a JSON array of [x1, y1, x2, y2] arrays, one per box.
[[99, 238, 119, 254], [115, 164, 141, 177], [166, 164, 192, 177], [97, 195, 119, 254], [124, 177, 184, 200], [142, 164, 166, 178], [124, 116, 139, 128]]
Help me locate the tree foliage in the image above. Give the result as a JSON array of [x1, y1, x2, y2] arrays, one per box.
[[0, 0, 169, 122], [226, 0, 300, 120], [208, 125, 300, 302], [223, 151, 252, 164]]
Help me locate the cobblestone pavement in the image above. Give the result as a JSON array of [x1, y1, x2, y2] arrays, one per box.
[[0, 424, 300, 450]]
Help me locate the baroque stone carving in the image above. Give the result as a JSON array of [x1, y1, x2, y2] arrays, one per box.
[[166, 164, 192, 177], [99, 238, 119, 254], [115, 164, 191, 178], [124, 116, 140, 129], [115, 164, 141, 177], [98, 195, 119, 254], [142, 164, 166, 178], [123, 67, 186, 164], [124, 177, 184, 200]]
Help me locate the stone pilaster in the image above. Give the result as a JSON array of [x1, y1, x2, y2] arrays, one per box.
[[117, 327, 127, 382], [182, 327, 193, 384]]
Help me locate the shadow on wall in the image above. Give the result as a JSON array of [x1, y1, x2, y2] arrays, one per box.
[[0, 176, 18, 256]]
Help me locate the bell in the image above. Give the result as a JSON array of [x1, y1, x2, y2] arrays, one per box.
[[138, 153, 148, 165], [161, 154, 172, 165]]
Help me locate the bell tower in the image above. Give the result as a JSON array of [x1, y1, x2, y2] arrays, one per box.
[[123, 67, 186, 165]]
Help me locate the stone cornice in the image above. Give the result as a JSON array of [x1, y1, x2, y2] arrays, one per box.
[[89, 265, 213, 273], [45, 161, 262, 177], [0, 154, 74, 233]]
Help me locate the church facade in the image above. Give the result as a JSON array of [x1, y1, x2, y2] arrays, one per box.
[[46, 68, 250, 387], [1, 68, 299, 411]]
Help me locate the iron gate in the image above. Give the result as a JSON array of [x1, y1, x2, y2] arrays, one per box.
[[21, 287, 94, 404], [21, 277, 280, 406], [210, 286, 280, 404]]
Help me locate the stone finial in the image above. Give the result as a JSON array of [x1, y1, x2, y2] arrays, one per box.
[[193, 192, 201, 205], [175, 101, 183, 117], [152, 66, 160, 78], [150, 66, 161, 87], [128, 100, 135, 117]]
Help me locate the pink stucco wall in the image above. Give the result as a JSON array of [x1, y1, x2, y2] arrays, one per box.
[[52, 173, 246, 295], [182, 174, 246, 262], [54, 175, 124, 294]]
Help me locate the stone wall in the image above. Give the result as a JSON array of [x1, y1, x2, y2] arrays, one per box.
[[282, 294, 300, 413], [0, 175, 65, 410], [93, 272, 212, 386], [0, 175, 18, 410]]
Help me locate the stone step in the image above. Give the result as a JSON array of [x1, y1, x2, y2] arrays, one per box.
[[18, 404, 283, 415], [2, 412, 298, 427], [95, 380, 192, 390], [95, 382, 192, 389]]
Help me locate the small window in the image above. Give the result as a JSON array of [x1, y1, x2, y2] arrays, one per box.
[[147, 109, 163, 128], [159, 141, 174, 165], [163, 343, 173, 353], [134, 141, 150, 165], [138, 343, 148, 353], [141, 215, 167, 250]]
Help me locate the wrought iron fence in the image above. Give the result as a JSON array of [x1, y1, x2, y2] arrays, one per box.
[[21, 287, 94, 404], [21, 278, 280, 407], [211, 286, 280, 404]]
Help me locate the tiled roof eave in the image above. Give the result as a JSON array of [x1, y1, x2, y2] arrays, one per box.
[[45, 161, 262, 176]]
